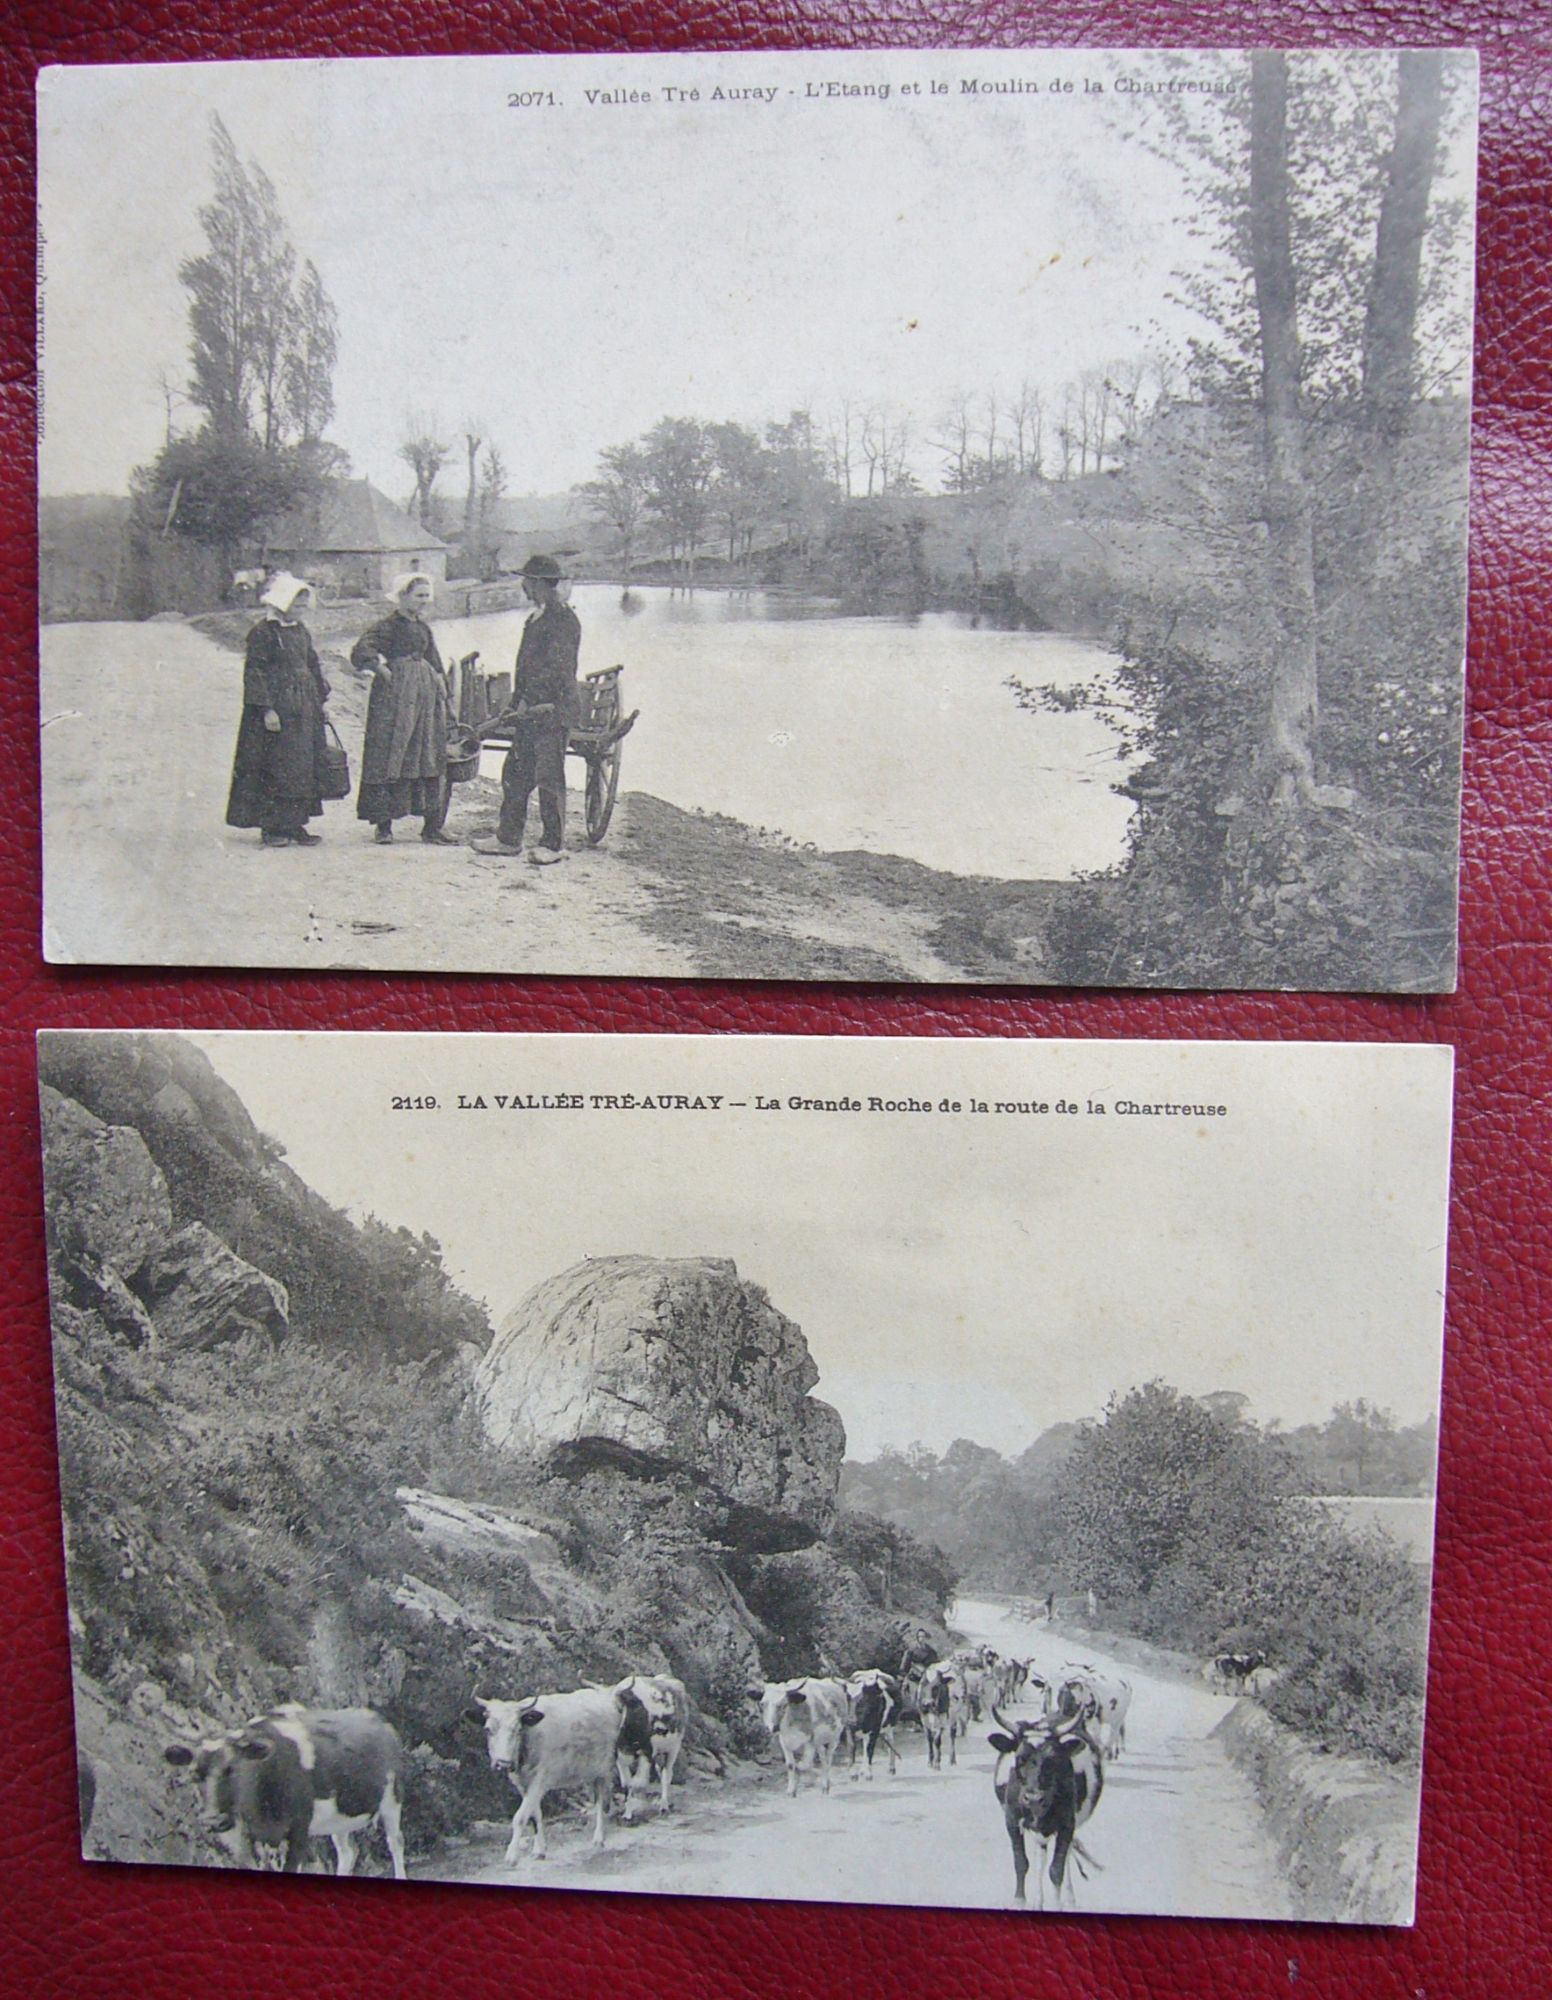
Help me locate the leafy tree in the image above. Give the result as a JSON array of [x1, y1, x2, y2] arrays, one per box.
[[762, 410, 833, 558], [576, 442, 649, 578], [131, 429, 320, 570], [244, 164, 297, 453], [1058, 1380, 1292, 1600], [282, 261, 339, 446], [135, 118, 344, 602], [640, 417, 716, 583], [1014, 51, 1472, 989], [707, 421, 768, 572], [179, 117, 263, 439], [1247, 1505, 1429, 1763]]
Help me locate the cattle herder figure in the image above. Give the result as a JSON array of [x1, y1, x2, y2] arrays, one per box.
[[898, 1624, 937, 1682], [473, 554, 581, 865]]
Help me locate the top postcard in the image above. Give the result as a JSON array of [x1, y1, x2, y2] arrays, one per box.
[[37, 48, 1477, 989]]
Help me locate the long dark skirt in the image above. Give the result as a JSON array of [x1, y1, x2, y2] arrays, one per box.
[[357, 657, 449, 824], [226, 701, 328, 832]]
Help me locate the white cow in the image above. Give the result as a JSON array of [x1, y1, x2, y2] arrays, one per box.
[[472, 1687, 622, 1862], [754, 1678, 849, 1797], [1056, 1669, 1132, 1760], [613, 1674, 689, 1820]]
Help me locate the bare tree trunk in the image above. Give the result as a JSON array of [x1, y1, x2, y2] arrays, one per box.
[[1249, 51, 1322, 803], [464, 432, 482, 544], [1362, 53, 1445, 434]]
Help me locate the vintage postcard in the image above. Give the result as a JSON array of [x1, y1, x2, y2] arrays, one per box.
[[43, 1029, 1451, 1921], [37, 48, 1474, 989]]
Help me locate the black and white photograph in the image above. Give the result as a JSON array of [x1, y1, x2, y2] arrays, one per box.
[[38, 47, 1475, 989], [42, 1029, 1451, 1922]]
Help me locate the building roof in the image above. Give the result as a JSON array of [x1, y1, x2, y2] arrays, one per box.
[[269, 478, 448, 555]]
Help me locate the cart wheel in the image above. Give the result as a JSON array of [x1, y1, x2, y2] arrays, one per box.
[[584, 742, 622, 844]]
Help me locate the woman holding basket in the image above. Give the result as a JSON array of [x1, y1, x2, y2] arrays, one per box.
[[224, 573, 334, 849]]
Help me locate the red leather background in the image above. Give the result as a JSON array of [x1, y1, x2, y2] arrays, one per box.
[[4, 5, 1549, 1996]]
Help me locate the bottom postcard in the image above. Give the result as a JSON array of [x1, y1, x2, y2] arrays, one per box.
[[39, 1030, 1452, 1923]]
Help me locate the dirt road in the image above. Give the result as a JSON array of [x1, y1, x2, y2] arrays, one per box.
[[41, 620, 690, 976], [41, 620, 1061, 980], [416, 1597, 1293, 1919]]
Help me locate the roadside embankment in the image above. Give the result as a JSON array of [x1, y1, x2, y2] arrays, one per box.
[[1213, 1699, 1419, 1924]]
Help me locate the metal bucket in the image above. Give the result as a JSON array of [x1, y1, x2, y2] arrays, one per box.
[[446, 725, 483, 784]]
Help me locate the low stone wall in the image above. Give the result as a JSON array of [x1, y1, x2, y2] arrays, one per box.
[[1214, 1700, 1420, 1925]]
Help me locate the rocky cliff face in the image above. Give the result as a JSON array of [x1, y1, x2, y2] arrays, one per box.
[[42, 1084, 290, 1351], [475, 1256, 846, 1547], [39, 1031, 488, 1365]]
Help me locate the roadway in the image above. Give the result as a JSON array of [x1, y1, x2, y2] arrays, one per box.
[[416, 1595, 1293, 1919]]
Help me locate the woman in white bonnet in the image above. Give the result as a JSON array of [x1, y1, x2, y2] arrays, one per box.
[[224, 572, 333, 848], [349, 571, 454, 844]]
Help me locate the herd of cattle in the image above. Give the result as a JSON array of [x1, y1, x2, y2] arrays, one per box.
[[147, 1638, 1272, 1909]]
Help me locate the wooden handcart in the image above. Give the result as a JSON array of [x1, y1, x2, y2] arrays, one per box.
[[448, 656, 639, 847]]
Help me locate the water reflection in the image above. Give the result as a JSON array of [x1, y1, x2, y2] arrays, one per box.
[[437, 584, 1135, 881]]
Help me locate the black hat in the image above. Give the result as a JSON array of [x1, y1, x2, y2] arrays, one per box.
[[520, 553, 564, 582]]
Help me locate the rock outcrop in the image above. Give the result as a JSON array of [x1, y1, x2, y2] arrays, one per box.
[[40, 1086, 173, 1276], [42, 1033, 276, 1176], [41, 1079, 291, 1353], [39, 1031, 488, 1366], [475, 1256, 846, 1546], [140, 1223, 290, 1351]]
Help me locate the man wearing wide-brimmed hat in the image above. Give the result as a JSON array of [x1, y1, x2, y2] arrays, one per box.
[[473, 553, 581, 864]]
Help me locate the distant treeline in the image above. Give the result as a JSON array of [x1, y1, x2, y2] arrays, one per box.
[[843, 1384, 1434, 1765]]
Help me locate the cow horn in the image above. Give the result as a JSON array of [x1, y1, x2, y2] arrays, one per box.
[[990, 1703, 1020, 1736]]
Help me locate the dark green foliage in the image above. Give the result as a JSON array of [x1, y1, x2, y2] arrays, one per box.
[[127, 114, 345, 607], [1250, 1510, 1429, 1765], [1019, 399, 1466, 992], [845, 1384, 1430, 1767], [1058, 1384, 1428, 1765], [1006, 52, 1472, 990], [824, 1507, 958, 1621], [808, 499, 929, 613], [727, 1546, 877, 1684], [1060, 1381, 1295, 1601], [131, 430, 322, 559]]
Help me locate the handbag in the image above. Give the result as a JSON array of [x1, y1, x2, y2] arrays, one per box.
[[320, 719, 351, 801]]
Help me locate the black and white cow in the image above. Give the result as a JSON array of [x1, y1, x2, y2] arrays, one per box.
[[613, 1674, 689, 1821], [844, 1670, 901, 1778], [164, 1705, 406, 1877], [987, 1706, 1104, 1910], [1212, 1651, 1268, 1695], [918, 1661, 967, 1770]]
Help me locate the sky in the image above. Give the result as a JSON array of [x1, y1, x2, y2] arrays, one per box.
[[186, 1032, 1454, 1461], [36, 47, 1243, 500]]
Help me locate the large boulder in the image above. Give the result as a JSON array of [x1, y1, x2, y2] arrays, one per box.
[[141, 1223, 290, 1350], [475, 1256, 846, 1544], [40, 1085, 173, 1278]]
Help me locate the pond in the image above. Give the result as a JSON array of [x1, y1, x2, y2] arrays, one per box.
[[435, 584, 1135, 882]]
